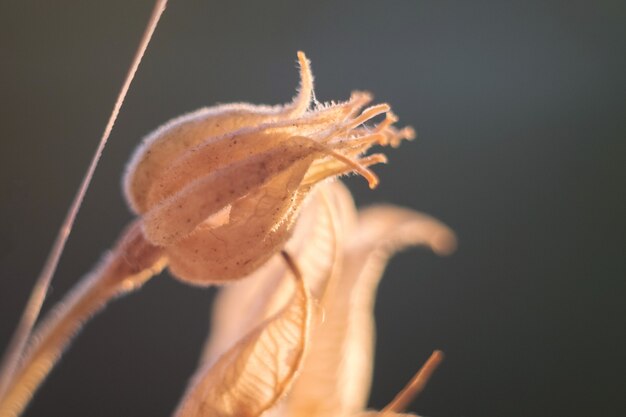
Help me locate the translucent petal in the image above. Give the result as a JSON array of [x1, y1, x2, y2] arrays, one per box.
[[350, 205, 457, 257], [200, 181, 354, 365], [284, 206, 456, 417], [173, 266, 311, 417]]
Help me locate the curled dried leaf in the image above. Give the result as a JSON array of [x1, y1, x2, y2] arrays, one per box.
[[173, 254, 311, 417]]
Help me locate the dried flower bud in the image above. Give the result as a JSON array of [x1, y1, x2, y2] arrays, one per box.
[[123, 52, 414, 285]]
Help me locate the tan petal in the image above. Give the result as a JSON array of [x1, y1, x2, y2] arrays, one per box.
[[200, 181, 355, 366], [285, 181, 356, 299], [200, 255, 288, 368], [284, 206, 455, 417], [350, 205, 457, 257], [173, 262, 311, 417]]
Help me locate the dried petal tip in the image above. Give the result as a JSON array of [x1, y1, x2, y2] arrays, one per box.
[[123, 52, 414, 284]]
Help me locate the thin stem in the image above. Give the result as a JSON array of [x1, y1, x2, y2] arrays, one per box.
[[0, 0, 168, 401], [0, 222, 167, 417], [383, 350, 444, 413]]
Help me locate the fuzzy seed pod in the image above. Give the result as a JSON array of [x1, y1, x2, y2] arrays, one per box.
[[123, 52, 414, 285]]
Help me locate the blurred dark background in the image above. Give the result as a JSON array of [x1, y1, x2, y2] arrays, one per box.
[[0, 1, 624, 416]]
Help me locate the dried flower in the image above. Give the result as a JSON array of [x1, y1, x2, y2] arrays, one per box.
[[0, 43, 445, 417], [123, 52, 415, 285], [174, 181, 456, 417]]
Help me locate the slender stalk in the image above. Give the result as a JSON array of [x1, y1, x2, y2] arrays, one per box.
[[383, 350, 444, 413], [0, 222, 167, 417], [0, 0, 168, 401]]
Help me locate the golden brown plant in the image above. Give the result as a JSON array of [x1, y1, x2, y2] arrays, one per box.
[[176, 182, 455, 417], [123, 51, 413, 285], [0, 2, 455, 416]]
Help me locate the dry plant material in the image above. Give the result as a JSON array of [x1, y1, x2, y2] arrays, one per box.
[[123, 51, 414, 284], [199, 181, 456, 417], [0, 8, 455, 415], [174, 252, 311, 417], [383, 350, 446, 414], [201, 182, 347, 366], [0, 224, 166, 417]]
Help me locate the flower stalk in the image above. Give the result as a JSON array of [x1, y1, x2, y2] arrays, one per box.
[[0, 222, 166, 417]]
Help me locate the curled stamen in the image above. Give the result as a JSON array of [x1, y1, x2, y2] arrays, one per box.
[[318, 104, 391, 145], [359, 152, 388, 166], [381, 125, 416, 148], [291, 136, 380, 189], [346, 104, 391, 130], [302, 153, 387, 187], [330, 133, 386, 151], [308, 90, 373, 125], [374, 111, 399, 134], [351, 111, 415, 149], [343, 91, 374, 118]]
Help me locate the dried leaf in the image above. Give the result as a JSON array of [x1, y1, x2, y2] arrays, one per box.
[[173, 261, 311, 417]]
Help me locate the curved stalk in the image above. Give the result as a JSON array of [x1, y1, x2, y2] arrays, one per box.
[[0, 3, 169, 397], [0, 221, 167, 417]]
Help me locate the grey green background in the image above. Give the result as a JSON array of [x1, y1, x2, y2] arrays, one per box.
[[0, 1, 624, 416]]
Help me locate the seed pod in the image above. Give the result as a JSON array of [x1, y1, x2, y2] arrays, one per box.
[[123, 52, 415, 285]]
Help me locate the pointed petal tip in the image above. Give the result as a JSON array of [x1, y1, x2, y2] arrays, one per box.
[[403, 126, 417, 141], [430, 228, 457, 256], [356, 205, 457, 257]]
